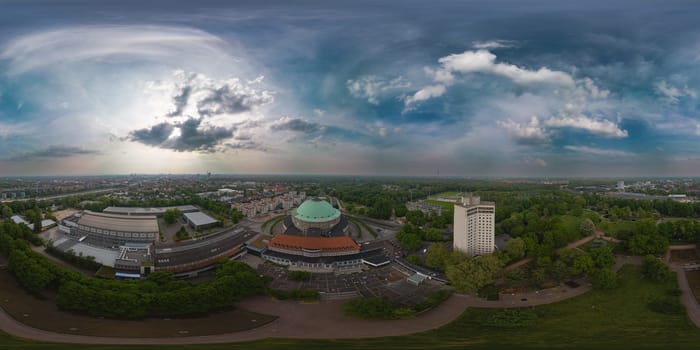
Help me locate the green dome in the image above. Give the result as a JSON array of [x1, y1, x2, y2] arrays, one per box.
[[293, 198, 340, 223]]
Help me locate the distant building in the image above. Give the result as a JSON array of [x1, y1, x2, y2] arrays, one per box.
[[617, 181, 625, 190], [453, 196, 495, 256]]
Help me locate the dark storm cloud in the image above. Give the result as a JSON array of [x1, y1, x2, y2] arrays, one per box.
[[129, 122, 175, 146], [129, 117, 235, 152], [8, 145, 99, 161], [167, 86, 192, 117], [197, 84, 273, 117], [171, 117, 234, 152]]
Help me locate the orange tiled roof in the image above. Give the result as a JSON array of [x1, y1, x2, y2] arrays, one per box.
[[268, 234, 360, 252]]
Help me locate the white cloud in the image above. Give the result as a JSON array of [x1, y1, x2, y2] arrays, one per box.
[[438, 50, 575, 86], [405, 49, 579, 109], [472, 40, 516, 50], [564, 145, 632, 157], [346, 75, 410, 104], [497, 116, 549, 144], [155, 70, 274, 117], [0, 25, 233, 74], [544, 115, 628, 138], [654, 80, 696, 104], [403, 84, 446, 109]]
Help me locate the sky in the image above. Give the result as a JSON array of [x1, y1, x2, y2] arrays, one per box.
[[0, 0, 699, 177]]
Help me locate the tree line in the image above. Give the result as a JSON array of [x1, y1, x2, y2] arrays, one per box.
[[0, 221, 267, 318]]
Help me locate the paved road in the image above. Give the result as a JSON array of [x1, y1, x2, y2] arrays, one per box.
[[671, 265, 700, 328], [0, 255, 651, 345], [666, 244, 700, 328], [0, 293, 470, 345]]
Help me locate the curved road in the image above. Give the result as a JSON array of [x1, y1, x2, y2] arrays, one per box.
[[0, 277, 599, 345], [0, 255, 672, 345]]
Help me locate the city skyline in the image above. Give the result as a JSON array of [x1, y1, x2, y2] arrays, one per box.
[[1, 0, 700, 176]]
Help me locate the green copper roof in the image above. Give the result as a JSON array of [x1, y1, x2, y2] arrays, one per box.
[[293, 198, 340, 223]]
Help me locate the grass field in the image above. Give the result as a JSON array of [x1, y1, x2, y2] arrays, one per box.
[[3, 265, 700, 349], [424, 200, 454, 215], [433, 191, 461, 198]]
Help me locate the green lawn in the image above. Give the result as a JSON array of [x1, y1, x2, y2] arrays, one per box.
[[433, 191, 461, 198], [424, 200, 454, 214], [2, 265, 700, 349]]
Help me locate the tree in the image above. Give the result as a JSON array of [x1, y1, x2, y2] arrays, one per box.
[[406, 210, 426, 226], [641, 255, 673, 283], [589, 245, 615, 269], [425, 243, 450, 271], [406, 254, 421, 265], [32, 215, 42, 233], [369, 199, 393, 220], [163, 208, 181, 225], [571, 254, 594, 276], [446, 253, 504, 292], [504, 237, 525, 260], [394, 205, 408, 218], [591, 268, 617, 289], [580, 218, 596, 236], [1, 205, 11, 218], [397, 232, 422, 251], [422, 227, 443, 241], [230, 209, 244, 224], [550, 259, 570, 282], [629, 233, 669, 256]]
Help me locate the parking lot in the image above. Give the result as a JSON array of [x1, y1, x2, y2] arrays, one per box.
[[259, 262, 446, 306]]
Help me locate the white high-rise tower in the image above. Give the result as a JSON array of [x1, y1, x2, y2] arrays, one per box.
[[453, 195, 495, 256]]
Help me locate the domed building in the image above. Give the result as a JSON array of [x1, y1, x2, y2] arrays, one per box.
[[283, 197, 348, 237], [260, 197, 389, 273]]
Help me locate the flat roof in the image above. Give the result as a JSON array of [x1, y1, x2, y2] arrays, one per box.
[[63, 242, 120, 266], [268, 234, 359, 252], [103, 205, 199, 215], [78, 211, 159, 233], [10, 215, 29, 225], [183, 211, 219, 227]]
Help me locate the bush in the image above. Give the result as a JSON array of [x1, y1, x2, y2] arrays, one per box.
[[344, 297, 396, 319], [641, 255, 673, 283], [477, 284, 500, 300], [591, 268, 618, 290], [480, 308, 538, 328], [666, 288, 682, 297], [269, 289, 319, 301], [648, 297, 684, 315], [406, 254, 421, 265], [288, 270, 311, 281], [345, 290, 452, 320], [413, 290, 452, 313]]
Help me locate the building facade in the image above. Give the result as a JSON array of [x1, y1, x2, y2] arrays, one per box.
[[453, 196, 495, 256]]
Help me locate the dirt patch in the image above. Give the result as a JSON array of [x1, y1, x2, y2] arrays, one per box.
[[0, 270, 276, 337], [671, 249, 699, 263], [384, 271, 404, 282]]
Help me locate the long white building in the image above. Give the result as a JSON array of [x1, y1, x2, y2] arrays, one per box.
[[453, 196, 495, 256]]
